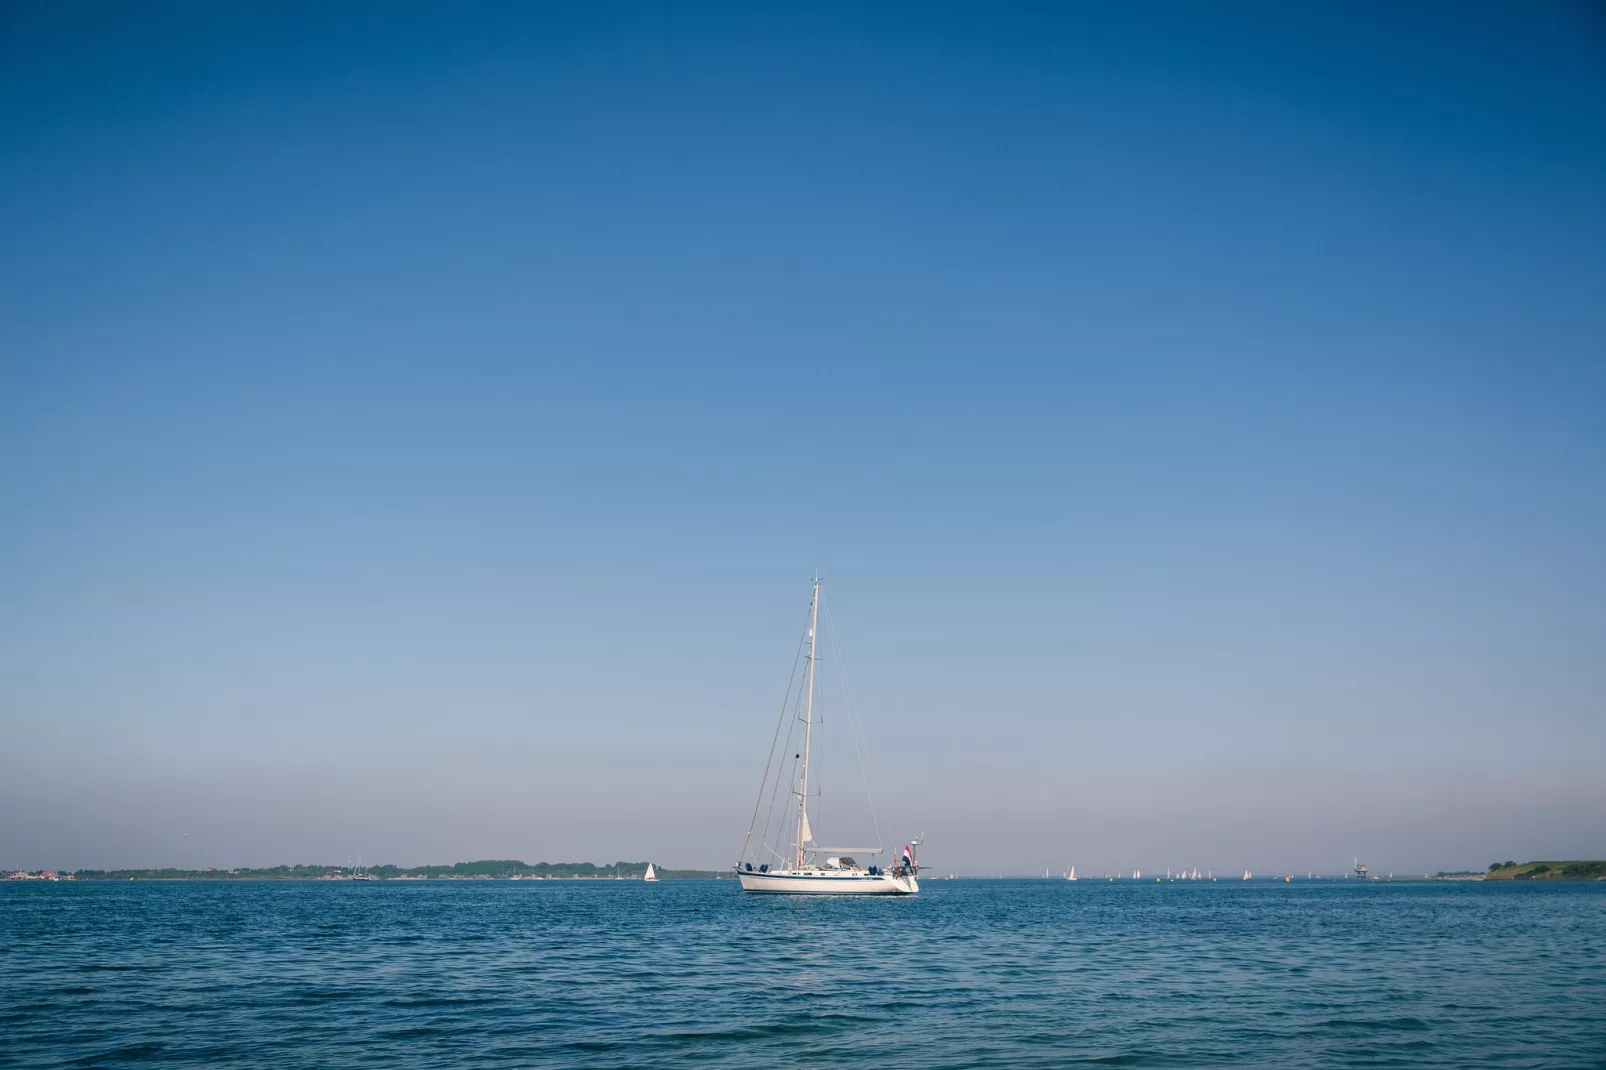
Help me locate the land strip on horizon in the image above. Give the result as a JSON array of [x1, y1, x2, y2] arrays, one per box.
[[5, 860, 721, 881], [9, 860, 1605, 882]]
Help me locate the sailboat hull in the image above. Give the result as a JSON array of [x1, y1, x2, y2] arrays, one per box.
[[736, 870, 917, 895]]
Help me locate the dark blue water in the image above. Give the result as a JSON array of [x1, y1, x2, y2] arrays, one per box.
[[3, 879, 1603, 1067]]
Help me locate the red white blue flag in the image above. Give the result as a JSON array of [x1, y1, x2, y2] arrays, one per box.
[[902, 844, 913, 865]]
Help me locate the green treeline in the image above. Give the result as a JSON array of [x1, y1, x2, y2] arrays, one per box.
[[66, 860, 722, 881], [1484, 860, 1606, 881]]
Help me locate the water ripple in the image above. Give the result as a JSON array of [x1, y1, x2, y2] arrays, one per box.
[[3, 880, 1604, 1067]]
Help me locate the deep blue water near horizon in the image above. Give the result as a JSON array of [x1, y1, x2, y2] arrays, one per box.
[[3, 879, 1603, 1068]]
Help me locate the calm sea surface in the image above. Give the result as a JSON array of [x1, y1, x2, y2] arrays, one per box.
[[3, 878, 1603, 1068]]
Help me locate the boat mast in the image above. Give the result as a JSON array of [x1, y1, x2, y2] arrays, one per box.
[[797, 575, 820, 869]]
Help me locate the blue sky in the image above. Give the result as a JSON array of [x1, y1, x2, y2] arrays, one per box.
[[2, 2, 1603, 874]]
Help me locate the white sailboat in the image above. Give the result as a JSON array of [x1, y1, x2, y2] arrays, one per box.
[[1243, 869, 1252, 880], [735, 577, 919, 896], [643, 862, 658, 883], [1066, 866, 1077, 881]]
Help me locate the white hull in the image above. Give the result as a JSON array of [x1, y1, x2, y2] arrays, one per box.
[[737, 869, 917, 895]]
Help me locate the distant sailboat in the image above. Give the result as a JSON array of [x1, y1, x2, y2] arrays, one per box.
[[1066, 866, 1077, 881], [644, 862, 659, 883], [1243, 870, 1252, 880]]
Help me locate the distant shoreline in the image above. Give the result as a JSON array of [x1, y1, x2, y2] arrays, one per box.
[[4, 860, 723, 882], [6, 875, 726, 882], [10, 860, 1603, 884], [1482, 861, 1606, 882]]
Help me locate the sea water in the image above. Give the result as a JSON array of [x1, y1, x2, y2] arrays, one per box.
[[3, 878, 1603, 1067]]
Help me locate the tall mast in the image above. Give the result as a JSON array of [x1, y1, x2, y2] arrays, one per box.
[[797, 575, 820, 869]]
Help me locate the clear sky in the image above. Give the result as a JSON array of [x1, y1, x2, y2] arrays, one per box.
[[3, 2, 1603, 875]]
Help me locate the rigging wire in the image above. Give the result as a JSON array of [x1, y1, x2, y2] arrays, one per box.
[[810, 661, 826, 856], [737, 598, 810, 866], [742, 579, 887, 873], [821, 593, 885, 856], [757, 687, 803, 865], [758, 610, 815, 865]]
